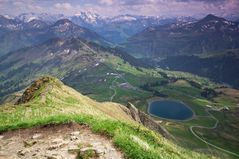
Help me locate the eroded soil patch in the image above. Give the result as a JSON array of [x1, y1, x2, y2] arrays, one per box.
[[0, 122, 123, 159]]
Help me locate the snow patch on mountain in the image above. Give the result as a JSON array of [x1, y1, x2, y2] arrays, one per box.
[[17, 13, 66, 23], [110, 15, 137, 22], [71, 11, 104, 25]]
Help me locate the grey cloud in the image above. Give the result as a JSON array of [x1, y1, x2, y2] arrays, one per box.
[[0, 0, 238, 18]]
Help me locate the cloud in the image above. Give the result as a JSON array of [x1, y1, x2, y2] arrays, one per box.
[[12, 1, 43, 13], [0, 0, 238, 18], [54, 2, 72, 10], [176, 0, 225, 2], [99, 0, 113, 5], [116, 0, 239, 17]]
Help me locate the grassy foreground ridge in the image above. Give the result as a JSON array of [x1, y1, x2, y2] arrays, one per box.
[[0, 76, 218, 159]]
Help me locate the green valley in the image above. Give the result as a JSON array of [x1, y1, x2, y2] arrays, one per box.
[[1, 40, 238, 158], [0, 7, 239, 159], [0, 76, 219, 159]]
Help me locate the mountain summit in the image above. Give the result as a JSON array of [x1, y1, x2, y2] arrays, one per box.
[[53, 19, 75, 27], [201, 14, 225, 22], [123, 14, 239, 57]]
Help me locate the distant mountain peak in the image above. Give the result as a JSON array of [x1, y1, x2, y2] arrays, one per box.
[[25, 19, 48, 29], [27, 19, 43, 23], [71, 11, 104, 24], [0, 15, 15, 22], [0, 15, 8, 19], [51, 19, 80, 33], [201, 14, 225, 22], [74, 11, 100, 17], [110, 15, 138, 22], [17, 12, 66, 23], [193, 14, 238, 32], [53, 19, 74, 26]]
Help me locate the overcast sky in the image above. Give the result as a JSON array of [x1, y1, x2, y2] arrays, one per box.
[[0, 0, 238, 18]]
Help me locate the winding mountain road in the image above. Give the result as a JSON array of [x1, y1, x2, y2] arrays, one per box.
[[109, 77, 118, 102], [190, 108, 239, 158]]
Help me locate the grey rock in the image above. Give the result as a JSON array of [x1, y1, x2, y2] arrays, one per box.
[[17, 149, 30, 156], [70, 131, 80, 136], [48, 143, 66, 150], [70, 135, 78, 141], [32, 133, 42, 139]]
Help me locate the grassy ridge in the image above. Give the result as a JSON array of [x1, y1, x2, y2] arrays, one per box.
[[0, 77, 217, 159]]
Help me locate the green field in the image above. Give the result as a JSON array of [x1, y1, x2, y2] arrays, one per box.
[[2, 52, 239, 158], [61, 54, 239, 159], [0, 77, 218, 159]]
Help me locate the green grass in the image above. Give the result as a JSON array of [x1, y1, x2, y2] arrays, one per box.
[[192, 110, 239, 157], [59, 58, 239, 159], [2, 50, 238, 159], [0, 77, 219, 159], [164, 122, 236, 159], [0, 107, 213, 159], [213, 96, 238, 108], [113, 87, 152, 104], [77, 148, 96, 159], [185, 116, 216, 127], [0, 113, 214, 159], [165, 124, 209, 149], [64, 97, 80, 104], [165, 84, 202, 98], [59, 57, 239, 159]]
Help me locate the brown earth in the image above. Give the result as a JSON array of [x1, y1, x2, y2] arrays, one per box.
[[0, 122, 123, 159], [215, 88, 239, 98]]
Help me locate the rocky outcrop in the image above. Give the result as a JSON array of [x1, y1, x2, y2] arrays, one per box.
[[128, 103, 142, 123], [138, 110, 172, 139], [127, 103, 172, 139], [15, 77, 51, 105]]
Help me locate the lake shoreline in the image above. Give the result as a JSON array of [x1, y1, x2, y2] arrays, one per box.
[[147, 98, 195, 122]]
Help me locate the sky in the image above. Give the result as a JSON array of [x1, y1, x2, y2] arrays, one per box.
[[0, 0, 238, 18]]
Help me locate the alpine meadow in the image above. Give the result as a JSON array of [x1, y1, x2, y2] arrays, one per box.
[[0, 0, 239, 159]]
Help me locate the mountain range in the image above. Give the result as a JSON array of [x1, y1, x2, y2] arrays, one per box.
[[0, 36, 148, 101], [123, 14, 239, 58], [1, 13, 239, 88], [121, 14, 239, 87], [158, 52, 239, 88], [0, 11, 239, 159], [1, 12, 197, 44], [0, 16, 110, 56]]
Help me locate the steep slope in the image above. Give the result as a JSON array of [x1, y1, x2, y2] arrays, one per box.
[[0, 37, 144, 101], [49, 19, 109, 44], [22, 19, 48, 30], [12, 76, 134, 123], [0, 15, 23, 32], [158, 51, 239, 88], [0, 38, 99, 99], [123, 14, 239, 58], [0, 19, 110, 56], [0, 76, 219, 159]]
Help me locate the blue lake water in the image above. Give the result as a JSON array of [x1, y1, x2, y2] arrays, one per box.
[[148, 100, 193, 120]]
